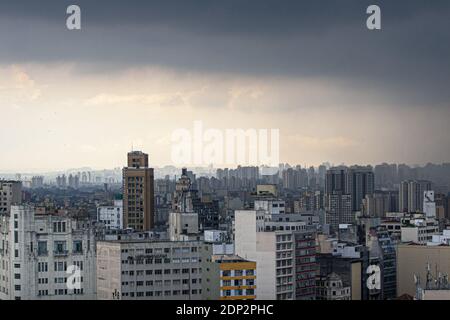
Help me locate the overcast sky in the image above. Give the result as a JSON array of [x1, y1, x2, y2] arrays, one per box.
[[0, 0, 449, 172]]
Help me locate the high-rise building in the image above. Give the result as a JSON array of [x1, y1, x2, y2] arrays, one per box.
[[399, 180, 432, 213], [423, 191, 436, 218], [374, 163, 397, 189], [31, 176, 44, 188], [123, 151, 155, 231], [235, 210, 317, 300], [56, 175, 67, 188], [308, 166, 317, 188], [325, 166, 374, 212], [0, 180, 22, 216], [325, 192, 352, 233], [325, 167, 347, 196], [282, 168, 296, 190], [324, 166, 374, 231], [345, 166, 375, 212], [317, 165, 327, 188], [362, 191, 398, 218]]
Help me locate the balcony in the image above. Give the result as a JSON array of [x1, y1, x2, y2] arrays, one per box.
[[53, 250, 69, 257], [37, 250, 48, 257]]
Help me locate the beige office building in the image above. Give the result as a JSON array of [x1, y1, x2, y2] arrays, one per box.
[[397, 244, 450, 297], [123, 151, 155, 231]]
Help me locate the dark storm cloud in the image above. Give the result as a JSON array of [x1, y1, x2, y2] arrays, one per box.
[[0, 0, 449, 107]]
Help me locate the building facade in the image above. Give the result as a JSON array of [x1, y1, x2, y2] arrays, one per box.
[[123, 151, 155, 231], [97, 200, 123, 230], [202, 244, 256, 300], [399, 180, 432, 213], [397, 244, 450, 297], [316, 272, 351, 300], [97, 240, 203, 300], [235, 209, 317, 300], [0, 181, 22, 216], [0, 205, 97, 300]]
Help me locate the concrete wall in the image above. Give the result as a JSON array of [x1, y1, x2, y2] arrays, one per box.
[[96, 242, 122, 300], [397, 244, 450, 296], [235, 210, 276, 300]]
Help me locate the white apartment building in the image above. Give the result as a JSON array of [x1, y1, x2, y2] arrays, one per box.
[[401, 217, 439, 244], [0, 181, 22, 215], [97, 240, 203, 300], [254, 199, 285, 215], [97, 200, 123, 230], [428, 229, 450, 246], [0, 205, 97, 300], [235, 209, 317, 300]]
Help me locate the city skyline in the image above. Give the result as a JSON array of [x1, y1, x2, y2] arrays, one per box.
[[1, 149, 450, 302], [0, 0, 449, 171], [2, 160, 450, 176]]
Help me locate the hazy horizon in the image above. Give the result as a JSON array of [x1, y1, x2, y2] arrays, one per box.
[[1, 161, 450, 176]]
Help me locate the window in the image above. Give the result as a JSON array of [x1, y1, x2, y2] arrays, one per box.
[[38, 262, 48, 272], [222, 270, 231, 277], [74, 261, 83, 271], [54, 261, 67, 272], [73, 240, 83, 254], [38, 241, 48, 256], [54, 241, 67, 255]]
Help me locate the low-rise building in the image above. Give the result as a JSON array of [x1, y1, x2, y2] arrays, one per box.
[[97, 200, 123, 230], [202, 245, 256, 300], [317, 241, 369, 300], [316, 272, 351, 300], [97, 239, 203, 300], [401, 217, 439, 244], [168, 212, 200, 241]]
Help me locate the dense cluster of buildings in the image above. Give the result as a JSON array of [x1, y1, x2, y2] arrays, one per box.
[[1, 152, 450, 300]]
